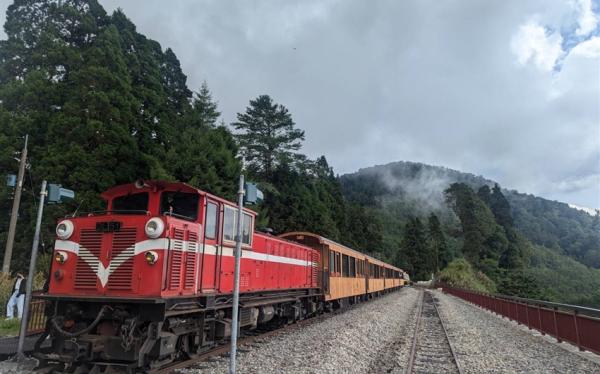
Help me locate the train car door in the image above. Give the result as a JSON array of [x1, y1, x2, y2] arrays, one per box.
[[199, 199, 220, 292], [365, 259, 370, 293]]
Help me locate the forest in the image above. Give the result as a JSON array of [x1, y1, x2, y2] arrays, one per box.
[[0, 0, 599, 308]]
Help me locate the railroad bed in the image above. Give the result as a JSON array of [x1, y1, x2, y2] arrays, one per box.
[[1, 287, 599, 373], [179, 288, 600, 374]]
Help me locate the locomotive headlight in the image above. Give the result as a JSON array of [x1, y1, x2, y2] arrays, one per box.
[[144, 218, 164, 238], [144, 251, 158, 265], [54, 251, 68, 264], [56, 220, 74, 240]]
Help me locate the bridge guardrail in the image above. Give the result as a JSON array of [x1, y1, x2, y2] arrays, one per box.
[[438, 284, 600, 355]]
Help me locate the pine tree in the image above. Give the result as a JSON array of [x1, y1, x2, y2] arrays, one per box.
[[232, 95, 305, 180], [427, 213, 450, 271], [445, 183, 506, 265], [489, 184, 513, 229], [400, 217, 429, 280], [192, 81, 220, 128]]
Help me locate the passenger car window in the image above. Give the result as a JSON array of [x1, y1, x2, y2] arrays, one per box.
[[329, 251, 335, 275], [112, 192, 149, 213], [342, 254, 349, 277], [205, 202, 218, 239]]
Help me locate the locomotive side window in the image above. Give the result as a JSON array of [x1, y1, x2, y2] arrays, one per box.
[[112, 192, 149, 213], [160, 192, 199, 221], [223, 206, 253, 245], [242, 213, 252, 244], [205, 202, 218, 239]]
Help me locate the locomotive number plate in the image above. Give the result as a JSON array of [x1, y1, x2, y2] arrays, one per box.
[[96, 221, 122, 232]]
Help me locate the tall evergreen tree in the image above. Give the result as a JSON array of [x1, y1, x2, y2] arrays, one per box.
[[399, 217, 430, 280], [0, 0, 240, 270], [233, 95, 305, 180], [445, 183, 507, 265], [489, 184, 514, 229], [427, 213, 450, 272]]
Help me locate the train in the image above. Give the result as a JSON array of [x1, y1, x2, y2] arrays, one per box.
[[35, 180, 408, 372]]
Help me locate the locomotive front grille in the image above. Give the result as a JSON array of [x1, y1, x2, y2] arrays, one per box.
[[184, 232, 198, 290], [107, 228, 137, 290], [75, 229, 103, 289], [168, 229, 185, 290]]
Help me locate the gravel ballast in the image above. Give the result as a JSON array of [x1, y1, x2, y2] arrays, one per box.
[[433, 289, 600, 373], [181, 288, 421, 374]]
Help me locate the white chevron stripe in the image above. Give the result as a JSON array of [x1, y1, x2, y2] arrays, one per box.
[[54, 237, 314, 287]]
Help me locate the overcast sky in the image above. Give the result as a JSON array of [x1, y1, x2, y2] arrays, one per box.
[[1, 0, 599, 208]]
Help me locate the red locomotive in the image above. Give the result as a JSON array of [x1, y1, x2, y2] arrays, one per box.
[[36, 180, 403, 372]]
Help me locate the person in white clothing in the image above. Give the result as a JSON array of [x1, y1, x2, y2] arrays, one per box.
[[6, 273, 26, 319]]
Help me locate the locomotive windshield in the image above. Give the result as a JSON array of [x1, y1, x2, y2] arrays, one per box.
[[112, 192, 149, 213], [160, 191, 199, 221]]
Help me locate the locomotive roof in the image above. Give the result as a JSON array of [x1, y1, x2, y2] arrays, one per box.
[[279, 231, 403, 272], [100, 180, 257, 216]]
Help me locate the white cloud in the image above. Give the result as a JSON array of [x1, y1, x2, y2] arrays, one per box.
[[511, 19, 564, 71], [570, 35, 600, 57], [574, 0, 598, 36]]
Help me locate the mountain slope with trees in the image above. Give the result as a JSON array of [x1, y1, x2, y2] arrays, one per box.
[[340, 161, 600, 307]]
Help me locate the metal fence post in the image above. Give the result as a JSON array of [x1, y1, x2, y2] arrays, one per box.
[[573, 311, 583, 351], [17, 180, 46, 359], [553, 307, 561, 343], [229, 175, 245, 374]]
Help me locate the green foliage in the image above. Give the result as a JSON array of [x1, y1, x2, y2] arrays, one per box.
[[233, 95, 305, 180], [445, 183, 506, 265], [437, 258, 496, 293], [526, 245, 600, 307], [0, 0, 239, 271], [497, 269, 546, 299], [508, 191, 600, 269], [427, 213, 450, 271]]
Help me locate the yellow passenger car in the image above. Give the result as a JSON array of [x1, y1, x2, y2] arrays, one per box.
[[279, 232, 405, 308]]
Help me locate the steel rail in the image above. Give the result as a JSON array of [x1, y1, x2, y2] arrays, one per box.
[[405, 290, 462, 374], [404, 289, 424, 374], [430, 291, 464, 374]]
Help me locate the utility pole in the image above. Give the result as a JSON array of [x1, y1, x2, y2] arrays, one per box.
[[17, 180, 46, 359], [229, 174, 245, 374], [3, 134, 28, 274]]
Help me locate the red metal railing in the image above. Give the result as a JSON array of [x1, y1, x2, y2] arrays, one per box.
[[439, 284, 600, 355]]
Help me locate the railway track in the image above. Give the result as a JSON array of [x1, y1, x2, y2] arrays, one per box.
[[405, 290, 462, 374], [149, 295, 374, 374]]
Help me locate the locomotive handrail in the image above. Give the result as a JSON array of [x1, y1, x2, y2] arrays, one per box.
[[162, 211, 196, 221], [72, 209, 151, 217]]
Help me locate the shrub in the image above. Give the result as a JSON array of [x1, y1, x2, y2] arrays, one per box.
[[437, 258, 496, 293]]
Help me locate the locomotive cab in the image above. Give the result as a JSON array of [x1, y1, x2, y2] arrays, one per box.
[[49, 180, 255, 298]]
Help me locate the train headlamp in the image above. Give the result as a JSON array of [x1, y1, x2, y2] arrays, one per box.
[[144, 251, 158, 265], [54, 251, 68, 264], [56, 220, 74, 240], [144, 218, 164, 239]]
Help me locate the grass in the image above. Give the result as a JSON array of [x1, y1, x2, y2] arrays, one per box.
[[0, 317, 22, 337]]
